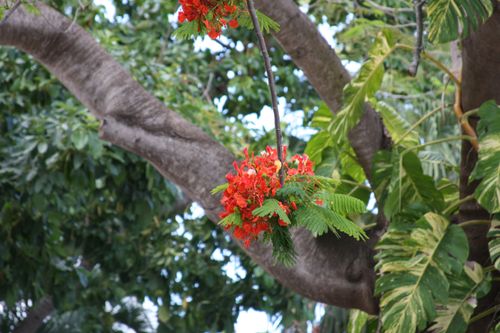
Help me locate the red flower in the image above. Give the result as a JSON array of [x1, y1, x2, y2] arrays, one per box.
[[229, 19, 239, 28], [177, 0, 242, 39], [219, 146, 315, 247]]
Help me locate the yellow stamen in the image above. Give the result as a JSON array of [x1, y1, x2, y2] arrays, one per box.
[[274, 160, 282, 172]]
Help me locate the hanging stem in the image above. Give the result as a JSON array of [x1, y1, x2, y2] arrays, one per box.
[[246, 0, 285, 186], [408, 0, 425, 76]]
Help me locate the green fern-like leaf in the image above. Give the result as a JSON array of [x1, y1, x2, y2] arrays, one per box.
[[218, 212, 242, 227], [269, 224, 296, 267], [329, 29, 397, 144], [315, 192, 367, 216], [375, 213, 469, 333], [427, 0, 493, 43], [173, 21, 202, 40], [238, 10, 280, 33], [252, 198, 291, 225], [294, 205, 334, 237], [294, 205, 366, 240], [276, 182, 309, 200], [211, 183, 228, 195], [430, 262, 491, 333]]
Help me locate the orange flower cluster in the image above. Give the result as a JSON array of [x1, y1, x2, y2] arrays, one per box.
[[219, 146, 314, 247], [178, 0, 240, 39]]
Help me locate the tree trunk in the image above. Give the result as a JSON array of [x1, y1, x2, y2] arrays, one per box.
[[461, 4, 500, 332]]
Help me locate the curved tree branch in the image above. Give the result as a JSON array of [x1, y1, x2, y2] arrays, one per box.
[[12, 297, 54, 333], [0, 2, 378, 313], [255, 0, 389, 179]]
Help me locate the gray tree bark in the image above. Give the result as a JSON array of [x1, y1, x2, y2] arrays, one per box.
[[12, 297, 54, 333]]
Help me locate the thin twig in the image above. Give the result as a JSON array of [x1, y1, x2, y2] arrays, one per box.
[[247, 0, 284, 186], [0, 0, 22, 25], [364, 0, 414, 14], [454, 85, 479, 151], [202, 72, 214, 102], [409, 0, 425, 76], [459, 219, 492, 228], [470, 304, 500, 324]]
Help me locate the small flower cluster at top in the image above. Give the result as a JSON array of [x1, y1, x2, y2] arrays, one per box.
[[178, 0, 242, 39], [218, 146, 314, 247]]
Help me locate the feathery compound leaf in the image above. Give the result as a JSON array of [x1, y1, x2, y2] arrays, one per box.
[[329, 29, 397, 144], [488, 220, 500, 271], [252, 198, 291, 225], [315, 192, 367, 216], [269, 224, 296, 267], [211, 183, 228, 195], [470, 101, 500, 214], [328, 210, 368, 240], [430, 262, 491, 333], [238, 10, 280, 33], [427, 0, 493, 43], [173, 20, 201, 40], [276, 182, 309, 200], [218, 212, 242, 227], [294, 205, 367, 240], [375, 213, 469, 333], [294, 205, 332, 237], [374, 101, 419, 149]]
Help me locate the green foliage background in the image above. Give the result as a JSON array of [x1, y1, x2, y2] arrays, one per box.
[[0, 0, 499, 332]]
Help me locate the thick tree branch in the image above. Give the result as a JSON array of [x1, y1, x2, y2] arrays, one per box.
[[255, 0, 389, 179], [12, 297, 54, 333], [0, 2, 378, 313]]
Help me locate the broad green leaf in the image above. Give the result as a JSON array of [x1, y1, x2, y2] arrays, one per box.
[[347, 309, 374, 333], [340, 147, 366, 183], [384, 150, 445, 219], [305, 130, 332, 165], [71, 129, 88, 150], [310, 102, 333, 129], [376, 213, 469, 333], [470, 101, 500, 213], [338, 18, 386, 42], [487, 220, 500, 271], [430, 262, 491, 333], [374, 101, 419, 148], [427, 0, 493, 43], [329, 29, 397, 144]]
